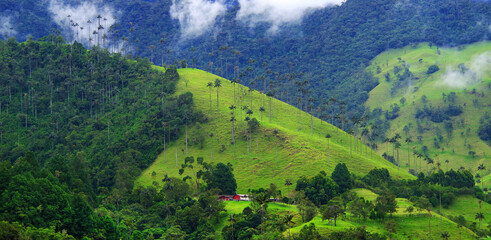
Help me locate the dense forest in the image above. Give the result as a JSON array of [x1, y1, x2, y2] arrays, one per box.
[[2, 0, 490, 119], [0, 0, 489, 238], [0, 38, 489, 239]]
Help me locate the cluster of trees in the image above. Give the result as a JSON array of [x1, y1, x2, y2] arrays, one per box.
[[478, 112, 490, 141], [0, 38, 206, 238], [6, 0, 491, 122], [415, 104, 463, 123]]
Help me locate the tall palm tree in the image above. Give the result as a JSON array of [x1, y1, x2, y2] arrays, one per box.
[[445, 159, 449, 172], [273, 129, 279, 164], [440, 231, 450, 240], [159, 34, 165, 66], [475, 212, 485, 232], [209, 133, 214, 161], [207, 82, 213, 111], [252, 192, 269, 238], [326, 134, 332, 165], [427, 207, 432, 240], [259, 106, 265, 121], [426, 157, 434, 175], [229, 106, 236, 157], [228, 214, 237, 240], [395, 141, 401, 172], [214, 79, 222, 111], [478, 164, 486, 193], [284, 214, 294, 240], [405, 137, 412, 169]]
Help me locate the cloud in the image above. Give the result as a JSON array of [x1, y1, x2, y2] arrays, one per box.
[[170, 0, 227, 39], [440, 52, 491, 88], [0, 16, 16, 38], [236, 0, 344, 33], [48, 0, 117, 48]]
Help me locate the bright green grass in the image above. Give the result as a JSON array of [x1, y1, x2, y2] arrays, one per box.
[[445, 195, 490, 224], [285, 197, 477, 239], [136, 68, 414, 193], [352, 188, 378, 202], [215, 192, 480, 239], [366, 42, 491, 188]]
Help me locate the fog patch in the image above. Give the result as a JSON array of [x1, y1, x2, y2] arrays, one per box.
[[48, 0, 117, 48], [0, 16, 17, 38], [236, 0, 344, 34], [440, 52, 491, 88], [170, 0, 227, 39]]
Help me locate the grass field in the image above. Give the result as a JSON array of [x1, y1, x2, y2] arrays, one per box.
[[217, 197, 479, 239], [136, 68, 414, 193], [366, 41, 491, 189]]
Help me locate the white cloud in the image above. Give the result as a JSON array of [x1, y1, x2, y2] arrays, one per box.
[[0, 16, 16, 38], [236, 0, 344, 33], [48, 0, 116, 48], [440, 52, 491, 88], [170, 0, 227, 39]]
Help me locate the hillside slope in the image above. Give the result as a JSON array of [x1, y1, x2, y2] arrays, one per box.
[[136, 68, 413, 192], [366, 41, 490, 187]]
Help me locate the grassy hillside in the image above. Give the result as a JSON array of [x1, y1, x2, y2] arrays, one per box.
[[216, 191, 479, 240], [366, 42, 490, 188], [136, 68, 414, 192]]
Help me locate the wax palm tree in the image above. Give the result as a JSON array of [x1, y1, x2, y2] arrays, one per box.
[[209, 133, 214, 161], [425, 157, 433, 175], [207, 82, 213, 111], [214, 79, 222, 111], [159, 34, 165, 66], [427, 207, 432, 239], [444, 159, 449, 172], [361, 128, 369, 157], [405, 137, 412, 169], [347, 129, 354, 156], [259, 106, 265, 121], [284, 214, 295, 240], [252, 192, 269, 238], [228, 213, 237, 240], [231, 77, 238, 105], [478, 164, 486, 192], [229, 111, 236, 157], [273, 129, 279, 164], [440, 231, 450, 240], [475, 212, 485, 232], [326, 134, 332, 165]]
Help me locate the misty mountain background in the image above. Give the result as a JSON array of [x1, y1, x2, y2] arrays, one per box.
[[2, 0, 490, 118]]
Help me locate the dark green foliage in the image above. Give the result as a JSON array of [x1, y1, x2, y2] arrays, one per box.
[[247, 118, 260, 133], [7, 0, 490, 122], [331, 163, 353, 193], [0, 39, 204, 238], [371, 192, 397, 220], [415, 105, 462, 123], [427, 64, 440, 74], [478, 113, 491, 141], [295, 223, 322, 240], [0, 221, 75, 240], [363, 168, 391, 187], [328, 226, 385, 240], [296, 172, 338, 206], [203, 163, 237, 195]]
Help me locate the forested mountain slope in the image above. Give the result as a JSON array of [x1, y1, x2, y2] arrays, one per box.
[[3, 0, 490, 118], [365, 41, 490, 188], [0, 39, 200, 238], [137, 67, 413, 193]]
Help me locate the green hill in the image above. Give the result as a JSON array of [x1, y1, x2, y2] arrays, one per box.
[[217, 190, 481, 240], [365, 41, 490, 188], [136, 68, 414, 192]]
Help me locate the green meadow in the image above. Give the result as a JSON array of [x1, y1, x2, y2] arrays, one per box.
[[136, 68, 413, 193], [366, 42, 491, 188]]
